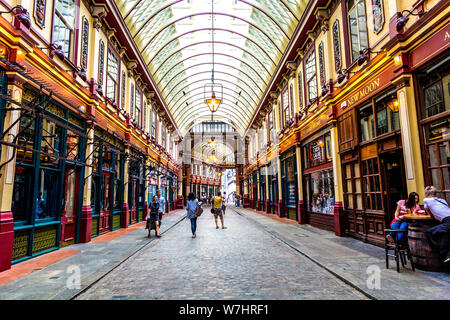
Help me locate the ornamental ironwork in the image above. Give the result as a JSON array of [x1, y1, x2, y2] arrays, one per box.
[[332, 20, 342, 72]]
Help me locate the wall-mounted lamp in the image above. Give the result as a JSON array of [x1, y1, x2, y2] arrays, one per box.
[[0, 5, 30, 28], [396, 9, 425, 32], [38, 43, 65, 60], [387, 99, 400, 113]]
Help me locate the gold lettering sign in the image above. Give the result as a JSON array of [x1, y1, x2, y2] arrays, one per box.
[[346, 78, 381, 107], [445, 31, 450, 41]]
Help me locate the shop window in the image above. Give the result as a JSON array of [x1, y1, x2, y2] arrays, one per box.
[[16, 114, 35, 164], [305, 50, 317, 102], [359, 103, 374, 142], [278, 101, 282, 128], [53, 0, 75, 58], [64, 168, 76, 218], [423, 82, 445, 117], [343, 162, 363, 210], [423, 119, 450, 203], [268, 109, 274, 143], [375, 95, 400, 135], [36, 169, 60, 220], [106, 49, 119, 102], [303, 133, 332, 168], [347, 0, 369, 61], [161, 124, 166, 148], [362, 158, 383, 211], [66, 130, 80, 161], [12, 166, 33, 222], [318, 42, 325, 86], [40, 118, 63, 168], [306, 169, 335, 214]]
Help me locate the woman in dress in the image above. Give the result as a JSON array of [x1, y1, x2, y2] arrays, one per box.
[[146, 195, 161, 238], [186, 192, 200, 238], [388, 192, 421, 242]]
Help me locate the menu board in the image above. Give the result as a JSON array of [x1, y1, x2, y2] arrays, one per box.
[[288, 182, 296, 206]]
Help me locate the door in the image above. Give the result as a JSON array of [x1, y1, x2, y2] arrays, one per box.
[[380, 150, 407, 223], [61, 166, 79, 243], [130, 178, 137, 224], [99, 171, 111, 233]]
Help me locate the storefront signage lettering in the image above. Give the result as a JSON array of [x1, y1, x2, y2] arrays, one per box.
[[346, 78, 380, 107], [311, 143, 322, 161]]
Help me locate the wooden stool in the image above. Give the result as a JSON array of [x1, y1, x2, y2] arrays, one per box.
[[384, 228, 415, 273]]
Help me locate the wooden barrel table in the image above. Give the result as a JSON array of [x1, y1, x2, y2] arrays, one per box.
[[403, 215, 445, 272]]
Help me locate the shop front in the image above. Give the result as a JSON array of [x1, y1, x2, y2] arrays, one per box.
[[302, 130, 335, 231], [280, 148, 297, 220], [414, 54, 449, 203], [252, 171, 258, 209], [90, 128, 125, 236], [338, 86, 407, 246], [259, 166, 266, 211], [128, 151, 146, 224], [160, 173, 168, 213], [267, 161, 278, 214], [10, 86, 88, 262]]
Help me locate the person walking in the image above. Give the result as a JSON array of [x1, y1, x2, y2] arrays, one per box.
[[186, 192, 201, 238], [222, 192, 227, 216], [146, 195, 161, 238], [423, 186, 450, 264], [157, 189, 165, 224], [213, 191, 227, 229]]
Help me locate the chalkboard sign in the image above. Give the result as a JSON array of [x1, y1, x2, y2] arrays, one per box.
[[288, 182, 296, 205]]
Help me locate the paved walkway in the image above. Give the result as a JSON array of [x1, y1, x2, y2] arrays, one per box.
[[0, 210, 185, 300], [233, 207, 450, 300], [0, 206, 448, 300]]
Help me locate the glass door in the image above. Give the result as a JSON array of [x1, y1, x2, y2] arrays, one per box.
[[99, 171, 111, 233], [60, 166, 79, 243]]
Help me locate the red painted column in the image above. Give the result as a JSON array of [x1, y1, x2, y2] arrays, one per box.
[[333, 201, 346, 237], [0, 211, 14, 272], [121, 203, 129, 228], [297, 200, 307, 224], [78, 205, 92, 243], [265, 199, 270, 213], [144, 201, 148, 220], [277, 200, 283, 217]]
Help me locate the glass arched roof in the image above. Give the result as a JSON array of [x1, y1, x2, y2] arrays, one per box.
[[116, 0, 305, 136]]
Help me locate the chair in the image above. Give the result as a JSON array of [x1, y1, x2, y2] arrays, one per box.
[[384, 228, 415, 273]]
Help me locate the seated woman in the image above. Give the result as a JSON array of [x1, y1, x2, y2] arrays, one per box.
[[388, 192, 421, 242], [146, 195, 161, 238]]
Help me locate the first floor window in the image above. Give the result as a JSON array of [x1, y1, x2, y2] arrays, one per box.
[[305, 50, 317, 102], [106, 49, 119, 101], [53, 0, 75, 58], [348, 0, 369, 61]]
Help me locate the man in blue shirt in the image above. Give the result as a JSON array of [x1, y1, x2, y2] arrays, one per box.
[[157, 189, 165, 223]]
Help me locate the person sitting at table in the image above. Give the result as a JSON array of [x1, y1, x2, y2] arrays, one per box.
[[387, 192, 421, 242], [423, 186, 450, 264]]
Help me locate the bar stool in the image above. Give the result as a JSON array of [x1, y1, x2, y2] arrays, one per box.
[[384, 228, 415, 273]]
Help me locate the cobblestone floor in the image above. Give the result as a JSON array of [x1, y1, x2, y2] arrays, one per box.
[[76, 208, 367, 300]]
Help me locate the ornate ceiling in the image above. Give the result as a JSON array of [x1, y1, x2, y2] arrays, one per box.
[[116, 0, 304, 136]]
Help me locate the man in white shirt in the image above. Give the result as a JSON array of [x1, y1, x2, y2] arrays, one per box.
[[423, 186, 450, 264], [157, 189, 165, 223]]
